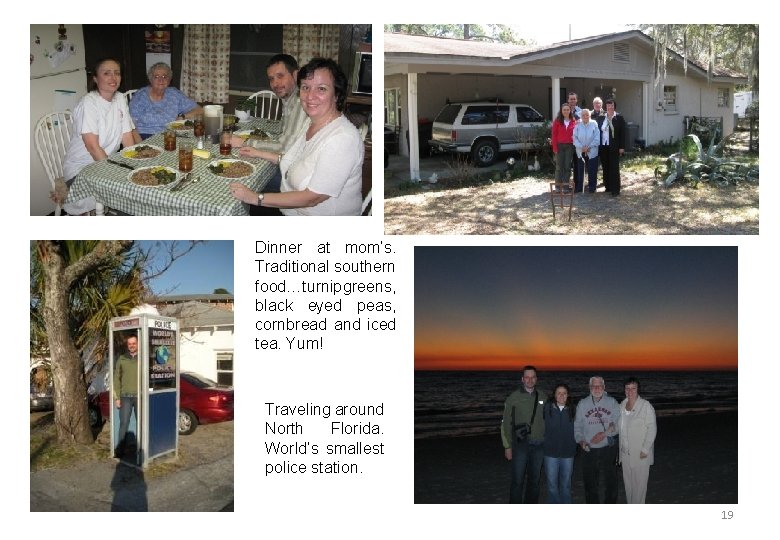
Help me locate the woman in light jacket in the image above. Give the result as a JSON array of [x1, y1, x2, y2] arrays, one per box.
[[573, 108, 601, 193], [619, 376, 657, 503]]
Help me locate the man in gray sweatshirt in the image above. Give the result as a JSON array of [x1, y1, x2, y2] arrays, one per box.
[[574, 375, 620, 503]]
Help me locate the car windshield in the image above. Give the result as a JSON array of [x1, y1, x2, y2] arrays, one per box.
[[181, 372, 219, 388]]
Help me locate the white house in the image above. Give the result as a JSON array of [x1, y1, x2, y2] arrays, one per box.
[[384, 30, 747, 179], [158, 301, 234, 386]]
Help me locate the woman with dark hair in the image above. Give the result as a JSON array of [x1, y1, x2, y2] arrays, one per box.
[[551, 104, 576, 191], [129, 62, 202, 138], [619, 377, 657, 503], [599, 98, 626, 196], [230, 57, 364, 215], [542, 383, 577, 503], [60, 58, 140, 214]]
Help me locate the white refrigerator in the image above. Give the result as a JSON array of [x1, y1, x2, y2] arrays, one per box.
[[30, 24, 86, 216]]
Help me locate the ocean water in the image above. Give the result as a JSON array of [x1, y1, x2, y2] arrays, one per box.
[[414, 370, 737, 439]]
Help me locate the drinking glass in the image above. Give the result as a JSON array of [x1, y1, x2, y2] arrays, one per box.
[[164, 129, 177, 151], [178, 142, 193, 172]]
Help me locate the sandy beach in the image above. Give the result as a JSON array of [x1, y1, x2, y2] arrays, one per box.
[[414, 411, 737, 504]]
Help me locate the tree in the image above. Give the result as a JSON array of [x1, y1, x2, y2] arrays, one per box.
[[31, 240, 200, 445], [386, 24, 532, 45], [639, 25, 758, 96], [213, 288, 231, 294]]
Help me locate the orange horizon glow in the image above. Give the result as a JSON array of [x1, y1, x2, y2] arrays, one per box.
[[415, 353, 738, 371]]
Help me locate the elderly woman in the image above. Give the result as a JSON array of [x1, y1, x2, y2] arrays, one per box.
[[229, 58, 364, 216], [61, 57, 139, 215], [129, 62, 202, 138], [573, 109, 601, 193], [619, 377, 657, 503]]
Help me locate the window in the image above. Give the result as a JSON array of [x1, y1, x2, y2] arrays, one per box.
[[516, 106, 544, 122], [663, 85, 677, 112], [229, 25, 283, 92], [216, 351, 233, 386], [384, 88, 401, 126], [462, 105, 509, 125], [717, 88, 730, 108]]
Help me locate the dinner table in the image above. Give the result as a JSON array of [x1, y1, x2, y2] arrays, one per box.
[[65, 118, 281, 216]]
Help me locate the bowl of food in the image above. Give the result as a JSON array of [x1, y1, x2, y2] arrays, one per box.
[[167, 119, 194, 135], [121, 144, 163, 160], [207, 159, 255, 180], [129, 166, 180, 187]]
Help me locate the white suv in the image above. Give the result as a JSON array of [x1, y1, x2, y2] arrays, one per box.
[[429, 102, 546, 166]]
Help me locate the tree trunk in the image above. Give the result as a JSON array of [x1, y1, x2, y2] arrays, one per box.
[[38, 242, 93, 445]]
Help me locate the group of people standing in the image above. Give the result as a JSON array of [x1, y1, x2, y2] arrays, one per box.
[[501, 366, 657, 504], [551, 92, 626, 196]]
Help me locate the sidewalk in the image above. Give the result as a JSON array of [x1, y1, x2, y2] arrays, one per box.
[[30, 454, 233, 511]]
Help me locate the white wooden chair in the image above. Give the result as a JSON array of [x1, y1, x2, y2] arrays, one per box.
[[34, 111, 73, 216], [124, 89, 137, 106], [247, 90, 282, 120], [361, 188, 372, 216]]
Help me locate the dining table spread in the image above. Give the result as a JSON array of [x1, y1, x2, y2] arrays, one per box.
[[65, 118, 281, 216]]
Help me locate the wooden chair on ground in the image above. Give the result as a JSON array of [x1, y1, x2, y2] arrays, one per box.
[[34, 111, 73, 216], [549, 180, 574, 221], [247, 90, 282, 120]]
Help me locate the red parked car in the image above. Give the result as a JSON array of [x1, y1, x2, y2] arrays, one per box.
[[89, 371, 233, 435]]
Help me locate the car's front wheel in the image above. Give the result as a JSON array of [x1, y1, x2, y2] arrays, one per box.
[[471, 140, 498, 167], [179, 409, 198, 435]]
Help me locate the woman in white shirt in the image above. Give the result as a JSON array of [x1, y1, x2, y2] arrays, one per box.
[[61, 58, 138, 215], [619, 376, 657, 503], [230, 58, 364, 216]]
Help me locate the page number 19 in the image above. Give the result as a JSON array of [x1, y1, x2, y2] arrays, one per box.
[[721, 511, 734, 520]]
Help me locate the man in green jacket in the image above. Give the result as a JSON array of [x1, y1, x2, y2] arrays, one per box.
[[113, 334, 139, 458], [501, 365, 547, 503]]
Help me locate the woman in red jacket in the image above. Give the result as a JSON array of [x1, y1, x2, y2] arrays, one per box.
[[551, 103, 576, 190]]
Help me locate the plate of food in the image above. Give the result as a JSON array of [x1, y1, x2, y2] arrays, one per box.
[[120, 144, 163, 160], [128, 166, 181, 187], [167, 119, 194, 135], [234, 128, 272, 141], [207, 159, 256, 180]]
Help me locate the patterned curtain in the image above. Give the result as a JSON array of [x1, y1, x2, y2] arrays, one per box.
[[181, 24, 230, 104], [282, 25, 340, 64]]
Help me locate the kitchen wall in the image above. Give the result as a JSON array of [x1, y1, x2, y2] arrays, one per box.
[[30, 25, 86, 216]]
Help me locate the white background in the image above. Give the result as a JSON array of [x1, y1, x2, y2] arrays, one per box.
[[12, 6, 775, 539]]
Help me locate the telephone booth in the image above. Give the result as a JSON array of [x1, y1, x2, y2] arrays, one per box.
[[109, 314, 179, 468]]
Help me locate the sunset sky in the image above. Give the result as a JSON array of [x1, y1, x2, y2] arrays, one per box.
[[415, 247, 737, 371]]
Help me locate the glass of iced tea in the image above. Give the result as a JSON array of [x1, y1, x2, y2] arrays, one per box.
[[178, 142, 193, 172], [164, 129, 177, 151], [219, 129, 232, 156], [193, 115, 204, 137]]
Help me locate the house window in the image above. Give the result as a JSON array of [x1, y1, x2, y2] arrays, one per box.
[[663, 85, 677, 112], [384, 88, 401, 126], [717, 88, 730, 107], [216, 351, 233, 386], [229, 25, 283, 92]]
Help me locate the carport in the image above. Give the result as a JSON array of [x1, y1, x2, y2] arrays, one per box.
[[384, 30, 745, 181]]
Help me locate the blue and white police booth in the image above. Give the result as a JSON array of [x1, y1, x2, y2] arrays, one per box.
[[109, 314, 179, 468]]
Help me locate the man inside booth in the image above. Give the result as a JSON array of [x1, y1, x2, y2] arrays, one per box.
[[113, 334, 139, 459]]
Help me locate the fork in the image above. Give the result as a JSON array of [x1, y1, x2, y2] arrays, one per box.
[[171, 172, 191, 192]]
